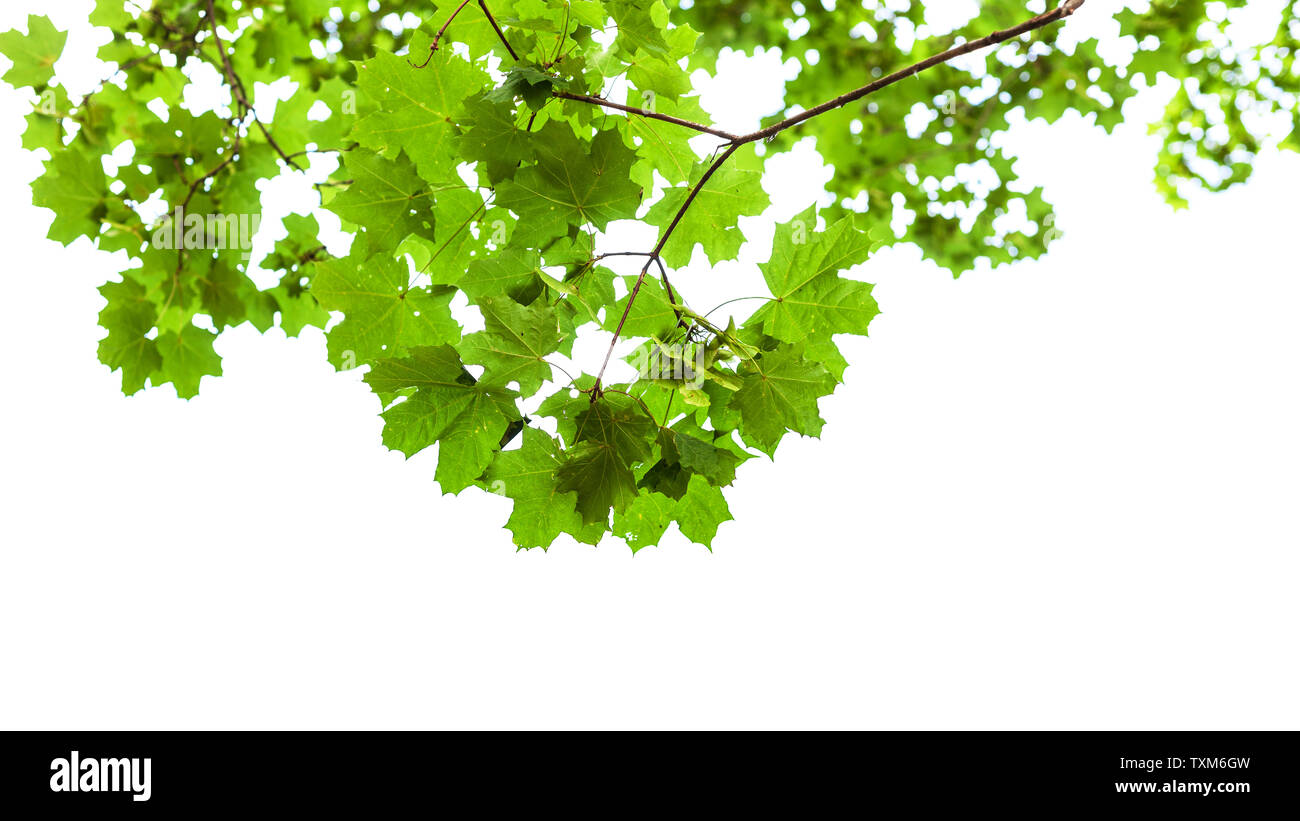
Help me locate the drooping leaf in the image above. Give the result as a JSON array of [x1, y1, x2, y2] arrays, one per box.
[[486, 428, 586, 550], [365, 345, 518, 493]]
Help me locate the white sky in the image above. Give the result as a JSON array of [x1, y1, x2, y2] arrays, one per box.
[[1, 0, 1297, 729]]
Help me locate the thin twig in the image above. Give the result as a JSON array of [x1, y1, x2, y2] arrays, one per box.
[[478, 0, 519, 60], [593, 251, 681, 321], [590, 141, 738, 395], [739, 1, 1087, 144], [412, 0, 474, 67], [553, 91, 740, 141], [204, 0, 302, 170]]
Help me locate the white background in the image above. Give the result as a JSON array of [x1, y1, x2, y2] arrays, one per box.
[[1, 1, 1297, 729]]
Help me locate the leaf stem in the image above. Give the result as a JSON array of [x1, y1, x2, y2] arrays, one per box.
[[551, 1, 570, 65]]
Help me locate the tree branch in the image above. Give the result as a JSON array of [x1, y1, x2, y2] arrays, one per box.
[[649, 143, 739, 260], [412, 0, 473, 67], [553, 91, 741, 141], [205, 0, 302, 170], [593, 252, 681, 320], [413, 0, 517, 67], [738, 0, 1087, 144], [478, 0, 519, 61], [592, 143, 739, 394], [590, 0, 1088, 395]]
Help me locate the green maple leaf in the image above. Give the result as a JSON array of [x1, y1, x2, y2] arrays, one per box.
[[749, 206, 882, 344], [312, 252, 460, 369], [456, 245, 542, 304], [0, 15, 66, 88], [495, 124, 642, 243], [20, 82, 67, 152], [621, 89, 709, 189], [572, 392, 657, 462], [96, 279, 161, 396], [674, 474, 733, 548], [485, 428, 586, 550], [32, 148, 105, 244], [155, 325, 222, 400], [401, 187, 492, 287], [457, 297, 562, 395], [607, 0, 670, 56], [557, 441, 641, 524], [328, 149, 437, 258], [612, 490, 677, 551], [457, 95, 537, 183], [88, 2, 132, 30], [658, 422, 740, 486], [732, 344, 836, 455], [365, 345, 518, 493], [555, 392, 658, 523], [351, 40, 486, 181], [612, 473, 732, 551], [645, 163, 768, 267]]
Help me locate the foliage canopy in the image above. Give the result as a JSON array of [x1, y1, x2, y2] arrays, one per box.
[[4, 0, 1297, 550]]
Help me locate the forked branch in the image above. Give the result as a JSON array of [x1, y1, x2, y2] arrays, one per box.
[[590, 0, 1088, 392], [417, 0, 1089, 397]]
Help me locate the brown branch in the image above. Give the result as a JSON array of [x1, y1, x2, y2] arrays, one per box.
[[592, 143, 739, 394], [553, 91, 741, 141], [205, 0, 302, 170], [593, 252, 679, 313], [414, 0, 517, 67], [739, 0, 1087, 145], [589, 0, 1088, 395], [412, 0, 474, 67], [478, 0, 519, 61]]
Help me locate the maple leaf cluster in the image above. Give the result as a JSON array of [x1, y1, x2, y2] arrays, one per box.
[[4, 0, 1297, 551]]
